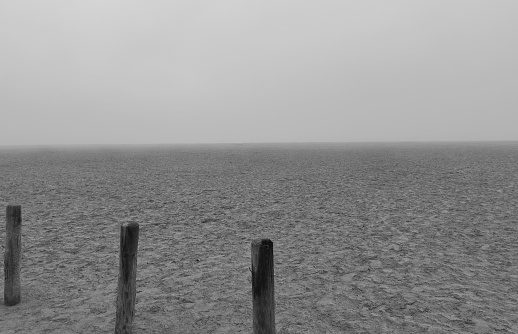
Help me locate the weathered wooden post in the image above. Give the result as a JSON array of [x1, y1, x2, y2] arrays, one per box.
[[4, 205, 22, 306], [251, 238, 275, 334], [115, 222, 139, 334]]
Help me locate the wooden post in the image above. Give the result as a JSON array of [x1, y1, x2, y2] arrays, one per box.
[[251, 238, 275, 334], [115, 222, 139, 334], [4, 205, 22, 306]]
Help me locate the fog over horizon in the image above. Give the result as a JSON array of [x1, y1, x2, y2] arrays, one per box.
[[1, 1, 517, 146]]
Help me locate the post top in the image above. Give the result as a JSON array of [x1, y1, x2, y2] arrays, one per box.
[[121, 222, 139, 228], [252, 238, 273, 247], [6, 205, 21, 216]]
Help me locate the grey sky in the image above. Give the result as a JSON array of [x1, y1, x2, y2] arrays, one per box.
[[1, 1, 517, 145]]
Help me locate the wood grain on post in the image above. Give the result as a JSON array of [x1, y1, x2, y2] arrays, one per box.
[[115, 222, 139, 334], [251, 238, 275, 334], [5, 205, 22, 306]]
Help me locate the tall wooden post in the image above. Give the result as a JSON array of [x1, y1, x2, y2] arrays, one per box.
[[251, 238, 275, 334], [115, 222, 139, 334], [4, 205, 22, 306]]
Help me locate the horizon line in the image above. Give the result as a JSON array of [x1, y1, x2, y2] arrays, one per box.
[[1, 139, 518, 150]]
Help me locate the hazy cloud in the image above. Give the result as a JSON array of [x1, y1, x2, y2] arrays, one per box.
[[1, 1, 517, 145]]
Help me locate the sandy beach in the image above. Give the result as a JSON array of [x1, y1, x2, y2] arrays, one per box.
[[1, 142, 517, 333]]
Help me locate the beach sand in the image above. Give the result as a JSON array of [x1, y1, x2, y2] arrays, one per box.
[[1, 143, 517, 333]]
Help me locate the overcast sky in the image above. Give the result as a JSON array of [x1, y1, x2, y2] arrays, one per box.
[[1, 1, 517, 145]]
